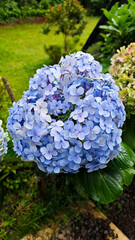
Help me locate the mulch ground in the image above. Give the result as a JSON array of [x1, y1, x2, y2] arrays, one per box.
[[103, 177, 135, 240], [52, 178, 135, 240], [52, 212, 117, 240]]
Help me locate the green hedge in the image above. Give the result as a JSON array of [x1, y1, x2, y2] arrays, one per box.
[[0, 0, 65, 23], [0, 7, 46, 22]]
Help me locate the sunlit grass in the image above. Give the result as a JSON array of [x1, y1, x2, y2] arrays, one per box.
[[0, 17, 99, 100]]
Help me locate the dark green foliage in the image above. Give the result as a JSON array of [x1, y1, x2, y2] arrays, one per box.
[[21, 8, 46, 17], [72, 143, 135, 204], [86, 43, 101, 61], [89, 0, 109, 16], [79, 0, 109, 15], [44, 36, 79, 64], [0, 8, 21, 22], [122, 117, 135, 151], [0, 0, 38, 8], [44, 44, 62, 64], [0, 181, 4, 210], [0, 0, 65, 22], [0, 7, 46, 22], [0, 0, 18, 9], [39, 0, 51, 9], [39, 0, 64, 9], [0, 0, 44, 22], [99, 0, 135, 61]]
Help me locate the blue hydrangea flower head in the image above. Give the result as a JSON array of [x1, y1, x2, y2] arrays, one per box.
[[7, 52, 126, 173], [0, 120, 9, 161]]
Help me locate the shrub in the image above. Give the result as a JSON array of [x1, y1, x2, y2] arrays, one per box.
[[39, 0, 65, 10], [43, 0, 86, 63], [39, 0, 51, 9], [0, 7, 46, 22], [0, 0, 47, 22], [44, 44, 62, 64], [0, 0, 66, 22], [21, 8, 46, 18], [99, 0, 135, 61], [0, 0, 18, 10]]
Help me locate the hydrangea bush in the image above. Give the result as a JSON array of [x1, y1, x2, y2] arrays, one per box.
[[0, 120, 9, 161], [109, 43, 135, 116], [7, 52, 126, 174]]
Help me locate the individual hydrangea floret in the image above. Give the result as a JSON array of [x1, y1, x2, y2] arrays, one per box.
[[0, 120, 9, 161], [7, 52, 126, 173], [109, 43, 135, 116]]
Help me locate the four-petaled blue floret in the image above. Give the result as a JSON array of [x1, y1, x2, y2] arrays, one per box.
[[7, 51, 126, 173]]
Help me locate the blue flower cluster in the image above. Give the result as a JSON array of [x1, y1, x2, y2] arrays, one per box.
[[7, 52, 126, 173], [0, 120, 9, 161]]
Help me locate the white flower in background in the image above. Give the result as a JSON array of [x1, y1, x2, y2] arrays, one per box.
[[0, 120, 9, 161]]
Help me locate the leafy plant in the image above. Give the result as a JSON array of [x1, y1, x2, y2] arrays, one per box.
[[44, 44, 63, 64], [21, 8, 46, 17], [43, 0, 86, 63], [39, 0, 51, 9], [0, 0, 18, 10], [0, 7, 47, 22], [0, 0, 70, 23], [44, 36, 79, 64], [99, 0, 135, 61]]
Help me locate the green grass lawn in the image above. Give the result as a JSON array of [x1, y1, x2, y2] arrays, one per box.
[[0, 17, 99, 100]]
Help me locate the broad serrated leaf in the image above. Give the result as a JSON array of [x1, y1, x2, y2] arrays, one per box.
[[109, 142, 135, 169], [72, 143, 135, 204]]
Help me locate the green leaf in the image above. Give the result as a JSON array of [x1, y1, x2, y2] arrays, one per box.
[[0, 181, 4, 209], [72, 142, 135, 204], [111, 18, 118, 27], [102, 2, 119, 20], [128, 0, 135, 4], [100, 25, 121, 34], [122, 119, 135, 150], [127, 26, 135, 32]]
